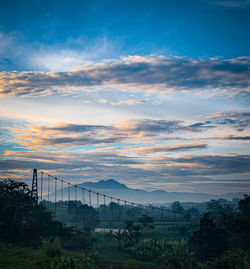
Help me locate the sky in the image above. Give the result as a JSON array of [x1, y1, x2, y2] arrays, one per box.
[[0, 0, 249, 195]]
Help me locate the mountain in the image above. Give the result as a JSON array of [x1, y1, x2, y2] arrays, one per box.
[[47, 179, 244, 204], [79, 179, 128, 190]]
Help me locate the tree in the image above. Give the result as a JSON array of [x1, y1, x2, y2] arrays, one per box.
[[238, 194, 250, 217], [189, 194, 250, 261], [0, 179, 72, 244], [188, 213, 229, 260], [137, 214, 154, 229], [171, 201, 184, 213]]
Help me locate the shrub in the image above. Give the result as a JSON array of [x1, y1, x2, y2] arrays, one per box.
[[61, 231, 95, 250], [44, 256, 78, 269], [124, 259, 139, 269], [161, 241, 197, 269], [40, 237, 63, 259], [129, 239, 172, 262], [78, 252, 99, 269], [214, 248, 250, 269]]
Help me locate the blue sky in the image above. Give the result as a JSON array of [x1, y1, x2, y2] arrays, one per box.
[[1, 0, 250, 71], [0, 0, 249, 195]]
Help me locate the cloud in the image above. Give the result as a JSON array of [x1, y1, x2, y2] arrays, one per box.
[[206, 111, 250, 131], [204, 0, 250, 7], [111, 99, 146, 106], [166, 154, 250, 175], [0, 56, 249, 98], [116, 119, 212, 135], [0, 32, 121, 72], [217, 135, 250, 140], [12, 119, 213, 148], [30, 37, 120, 72], [97, 98, 146, 106], [129, 144, 207, 153], [0, 32, 28, 71], [1, 151, 249, 194], [30, 123, 109, 133]]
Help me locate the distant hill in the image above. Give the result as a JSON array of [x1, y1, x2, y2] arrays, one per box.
[[47, 179, 244, 204], [80, 179, 129, 190]]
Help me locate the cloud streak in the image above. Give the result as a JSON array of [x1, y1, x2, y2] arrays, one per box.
[[0, 56, 249, 98], [12, 119, 214, 148], [129, 144, 207, 153], [206, 111, 250, 131]]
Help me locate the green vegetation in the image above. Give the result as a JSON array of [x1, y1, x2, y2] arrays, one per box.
[[0, 178, 249, 268]]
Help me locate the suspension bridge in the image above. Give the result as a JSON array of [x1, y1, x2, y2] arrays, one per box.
[[31, 169, 199, 224]]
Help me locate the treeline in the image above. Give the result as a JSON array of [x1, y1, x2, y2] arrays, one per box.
[[42, 200, 197, 224]]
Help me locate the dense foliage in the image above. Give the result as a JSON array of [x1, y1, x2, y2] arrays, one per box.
[[0, 179, 73, 244], [189, 194, 250, 261]]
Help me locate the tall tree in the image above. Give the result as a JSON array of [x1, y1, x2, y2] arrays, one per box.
[[0, 179, 72, 244]]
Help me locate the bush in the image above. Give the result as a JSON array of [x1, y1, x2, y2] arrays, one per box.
[[40, 237, 63, 259], [129, 239, 172, 262], [213, 248, 250, 269], [78, 252, 99, 269], [61, 231, 95, 250], [0, 244, 45, 269], [161, 241, 197, 269], [44, 256, 78, 269], [124, 259, 140, 269]]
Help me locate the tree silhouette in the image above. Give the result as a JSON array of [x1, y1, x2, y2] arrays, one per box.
[[0, 179, 72, 245]]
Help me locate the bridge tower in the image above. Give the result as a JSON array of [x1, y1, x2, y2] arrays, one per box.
[[31, 168, 38, 204]]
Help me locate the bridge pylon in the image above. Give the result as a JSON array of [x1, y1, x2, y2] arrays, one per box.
[[31, 168, 38, 204]]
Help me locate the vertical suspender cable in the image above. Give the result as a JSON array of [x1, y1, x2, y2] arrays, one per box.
[[68, 183, 70, 220], [132, 203, 134, 221], [89, 190, 91, 207], [61, 180, 63, 220], [111, 197, 113, 221], [118, 199, 120, 221], [124, 201, 127, 221], [40, 171, 43, 203], [89, 190, 92, 220], [55, 177, 57, 219], [104, 195, 106, 220], [75, 185, 77, 218], [48, 174, 50, 207], [97, 193, 99, 220], [82, 188, 85, 220]]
